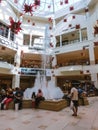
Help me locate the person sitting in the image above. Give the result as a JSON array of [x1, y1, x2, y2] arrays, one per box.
[[14, 87, 23, 110], [35, 89, 44, 108], [1, 89, 14, 110], [31, 92, 36, 108]]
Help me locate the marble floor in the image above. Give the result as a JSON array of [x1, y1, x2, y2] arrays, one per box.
[[0, 97, 98, 130]]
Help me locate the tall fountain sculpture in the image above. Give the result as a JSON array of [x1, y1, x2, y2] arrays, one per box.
[[24, 23, 64, 100]]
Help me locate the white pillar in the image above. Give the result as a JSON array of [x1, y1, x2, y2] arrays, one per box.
[[12, 75, 20, 88], [79, 29, 82, 42], [86, 18, 94, 40], [8, 28, 11, 40], [29, 34, 32, 47], [60, 35, 62, 47], [89, 43, 95, 65], [91, 73, 98, 89]]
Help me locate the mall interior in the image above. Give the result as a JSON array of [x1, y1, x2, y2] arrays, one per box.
[[0, 0, 98, 130]]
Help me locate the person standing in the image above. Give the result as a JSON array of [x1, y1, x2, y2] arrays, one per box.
[[70, 85, 79, 116]]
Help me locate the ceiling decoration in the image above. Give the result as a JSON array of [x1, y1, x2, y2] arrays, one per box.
[[9, 17, 22, 34]]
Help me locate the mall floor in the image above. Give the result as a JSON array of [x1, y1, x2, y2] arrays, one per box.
[[0, 97, 98, 130]]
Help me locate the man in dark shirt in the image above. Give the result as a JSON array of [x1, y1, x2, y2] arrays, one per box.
[[14, 87, 23, 110]]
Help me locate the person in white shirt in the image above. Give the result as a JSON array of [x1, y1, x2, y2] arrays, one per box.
[[70, 85, 79, 116]]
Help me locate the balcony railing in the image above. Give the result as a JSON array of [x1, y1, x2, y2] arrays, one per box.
[[0, 61, 14, 70], [0, 35, 18, 50]]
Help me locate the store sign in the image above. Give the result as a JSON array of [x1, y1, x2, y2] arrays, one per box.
[[19, 68, 45, 76]]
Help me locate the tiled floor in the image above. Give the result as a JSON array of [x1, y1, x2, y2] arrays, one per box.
[[0, 97, 98, 130]]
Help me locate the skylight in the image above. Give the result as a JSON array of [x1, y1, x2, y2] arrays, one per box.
[[9, 0, 81, 17]]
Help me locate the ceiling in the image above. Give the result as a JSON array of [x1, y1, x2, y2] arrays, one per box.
[[7, 0, 81, 18]]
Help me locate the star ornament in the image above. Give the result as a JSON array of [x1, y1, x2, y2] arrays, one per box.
[[23, 3, 33, 15], [9, 17, 22, 34]]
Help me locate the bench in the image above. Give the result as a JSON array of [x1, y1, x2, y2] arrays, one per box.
[[38, 99, 68, 111], [8, 97, 89, 110]]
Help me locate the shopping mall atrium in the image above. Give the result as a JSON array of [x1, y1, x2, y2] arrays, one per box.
[[0, 0, 98, 129]]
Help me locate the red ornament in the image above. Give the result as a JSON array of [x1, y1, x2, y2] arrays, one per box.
[[76, 24, 80, 29], [94, 26, 98, 35], [48, 17, 52, 22], [49, 26, 52, 30], [60, 1, 63, 5], [65, 0, 68, 4], [9, 17, 22, 34], [32, 22, 35, 26], [69, 6, 74, 11], [28, 19, 30, 23], [69, 24, 72, 27], [85, 8, 89, 12], [50, 43, 53, 47], [94, 42, 98, 46], [23, 3, 33, 15], [64, 19, 67, 22], [72, 16, 75, 19], [14, 0, 18, 3], [48, 5, 51, 8], [34, 0, 40, 6]]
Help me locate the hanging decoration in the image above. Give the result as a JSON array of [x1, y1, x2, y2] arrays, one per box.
[[48, 5, 51, 9], [93, 20, 98, 35], [50, 42, 53, 47], [9, 17, 22, 34], [85, 7, 89, 13], [49, 26, 52, 30], [14, 0, 18, 3], [23, 3, 33, 15], [72, 15, 75, 19], [69, 24, 72, 27], [75, 24, 80, 29], [69, 6, 74, 11], [48, 17, 53, 22], [60, 1, 63, 5], [34, 0, 40, 6], [64, 18, 67, 22], [94, 26, 98, 35], [94, 42, 98, 46], [23, 0, 40, 15], [65, 0, 68, 4], [32, 22, 35, 26]]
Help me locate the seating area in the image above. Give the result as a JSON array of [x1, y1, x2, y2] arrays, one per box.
[[8, 97, 89, 111]]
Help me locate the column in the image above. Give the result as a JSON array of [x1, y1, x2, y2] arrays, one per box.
[[91, 73, 98, 89], [60, 35, 62, 47], [29, 34, 32, 47], [14, 47, 21, 67], [8, 28, 11, 40], [79, 29, 82, 42], [89, 43, 95, 65], [12, 75, 20, 88]]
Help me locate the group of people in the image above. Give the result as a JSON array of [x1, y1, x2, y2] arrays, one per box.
[[0, 87, 23, 110], [0, 85, 79, 117], [32, 89, 45, 108]]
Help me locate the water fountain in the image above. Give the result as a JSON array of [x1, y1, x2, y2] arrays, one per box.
[[23, 72, 64, 100]]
